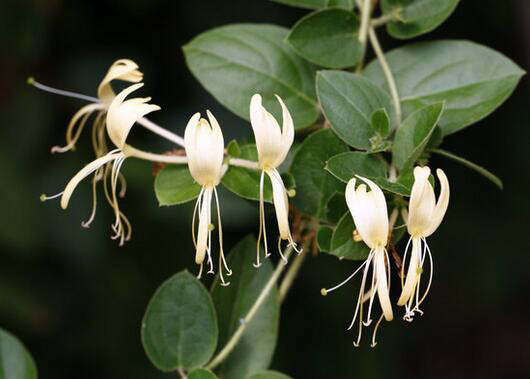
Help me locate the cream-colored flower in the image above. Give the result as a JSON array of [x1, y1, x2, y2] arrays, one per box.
[[322, 176, 392, 347], [185, 111, 231, 286], [249, 94, 299, 267], [51, 59, 143, 155], [397, 166, 450, 321], [42, 83, 187, 245]]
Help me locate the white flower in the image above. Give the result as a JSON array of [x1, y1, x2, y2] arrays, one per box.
[[51, 59, 143, 154], [249, 94, 299, 267], [322, 176, 393, 347], [397, 166, 450, 321], [42, 83, 169, 245], [184, 111, 231, 285]]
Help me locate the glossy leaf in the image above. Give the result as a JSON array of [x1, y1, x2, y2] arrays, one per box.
[[392, 102, 445, 170], [211, 236, 279, 379], [286, 9, 362, 69], [317, 71, 395, 149], [381, 0, 460, 39], [364, 40, 525, 135], [141, 271, 218, 371], [325, 151, 386, 183], [248, 371, 293, 379], [183, 24, 319, 129], [290, 129, 348, 220], [269, 0, 354, 10], [0, 329, 37, 379], [155, 165, 202, 206], [317, 227, 333, 252], [328, 212, 370, 260], [222, 145, 272, 203], [188, 368, 218, 379]]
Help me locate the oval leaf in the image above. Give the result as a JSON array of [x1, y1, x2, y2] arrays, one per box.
[[270, 0, 354, 10], [142, 271, 218, 371], [183, 24, 319, 129], [248, 371, 293, 379], [317, 71, 395, 149], [222, 145, 273, 203], [290, 129, 348, 220], [0, 329, 37, 379], [211, 236, 279, 379], [392, 102, 445, 170], [287, 9, 362, 69], [325, 151, 386, 183], [381, 0, 460, 39], [188, 368, 218, 379], [364, 40, 525, 135], [329, 212, 370, 260], [155, 165, 202, 206]]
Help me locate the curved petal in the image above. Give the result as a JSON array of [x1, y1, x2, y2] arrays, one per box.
[[424, 169, 450, 237], [97, 59, 143, 105], [407, 166, 436, 236], [266, 169, 291, 240], [196, 187, 212, 264], [206, 110, 226, 177], [275, 94, 294, 166], [357, 176, 389, 245], [375, 248, 393, 321], [397, 236, 421, 306], [60, 153, 121, 209], [106, 83, 160, 149], [250, 94, 283, 169]]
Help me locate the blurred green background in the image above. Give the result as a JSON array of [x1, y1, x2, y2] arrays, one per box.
[[1, 0, 529, 378]]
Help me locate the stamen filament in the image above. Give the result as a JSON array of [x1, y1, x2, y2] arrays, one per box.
[[28, 78, 100, 103]]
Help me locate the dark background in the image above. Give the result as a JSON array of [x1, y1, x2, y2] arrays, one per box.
[[1, 0, 529, 378]]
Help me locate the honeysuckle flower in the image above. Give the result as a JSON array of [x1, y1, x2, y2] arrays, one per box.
[[249, 94, 299, 267], [321, 176, 393, 347], [50, 59, 143, 155], [184, 111, 231, 286], [397, 167, 450, 321], [42, 83, 187, 245]]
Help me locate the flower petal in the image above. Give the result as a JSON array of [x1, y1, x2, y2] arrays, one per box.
[[397, 236, 421, 306], [106, 83, 160, 149], [266, 169, 291, 240], [375, 247, 393, 321], [250, 94, 284, 168], [60, 153, 121, 209], [97, 59, 143, 105], [424, 169, 450, 237], [407, 166, 436, 236]]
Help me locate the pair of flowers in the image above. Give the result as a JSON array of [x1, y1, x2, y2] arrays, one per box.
[[323, 167, 449, 346], [184, 94, 300, 285]]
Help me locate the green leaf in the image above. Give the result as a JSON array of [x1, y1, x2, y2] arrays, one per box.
[[286, 9, 362, 69], [324, 192, 348, 224], [211, 236, 279, 379], [430, 148, 503, 189], [248, 371, 293, 379], [381, 0, 460, 39], [317, 71, 395, 149], [183, 24, 319, 129], [0, 329, 37, 379], [227, 140, 241, 158], [155, 165, 202, 206], [222, 145, 273, 203], [188, 368, 218, 379], [392, 102, 445, 170], [290, 129, 348, 220], [370, 108, 390, 137], [141, 271, 218, 371], [328, 212, 370, 260], [316, 227, 333, 252], [364, 40, 525, 135], [269, 0, 354, 10], [325, 151, 386, 183]]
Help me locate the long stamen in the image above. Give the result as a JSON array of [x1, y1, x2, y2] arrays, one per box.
[[28, 77, 100, 103], [401, 236, 413, 287], [40, 192, 64, 202], [81, 169, 101, 228], [213, 187, 231, 286], [320, 257, 370, 296], [370, 314, 385, 348], [363, 262, 377, 326], [412, 238, 434, 312], [192, 188, 205, 249], [277, 238, 288, 264], [352, 257, 372, 347]]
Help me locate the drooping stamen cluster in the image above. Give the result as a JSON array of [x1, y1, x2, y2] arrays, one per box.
[[322, 167, 450, 346], [397, 167, 449, 321], [249, 94, 301, 267], [184, 112, 231, 285]]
